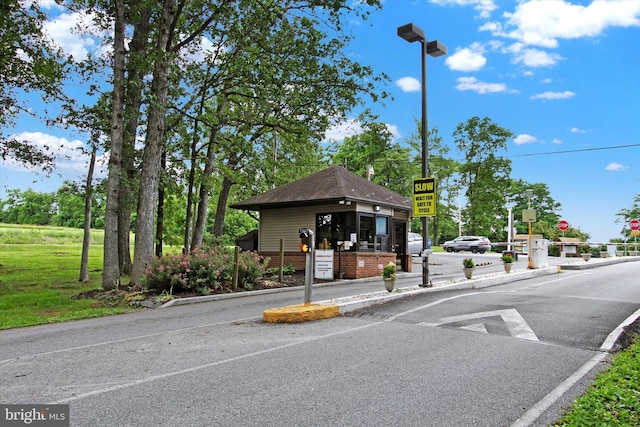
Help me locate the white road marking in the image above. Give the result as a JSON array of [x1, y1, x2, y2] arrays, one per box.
[[420, 309, 539, 341], [510, 352, 609, 427]]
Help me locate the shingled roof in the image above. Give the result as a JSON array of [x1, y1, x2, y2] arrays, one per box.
[[230, 165, 412, 211]]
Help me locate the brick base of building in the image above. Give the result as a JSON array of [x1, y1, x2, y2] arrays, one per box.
[[260, 251, 396, 279]]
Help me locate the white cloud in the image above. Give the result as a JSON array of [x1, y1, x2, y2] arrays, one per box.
[[540, 78, 552, 84], [5, 132, 105, 177], [530, 91, 575, 100], [323, 119, 401, 143], [569, 127, 590, 134], [396, 77, 420, 93], [513, 48, 562, 68], [605, 162, 625, 171], [552, 138, 562, 144], [513, 134, 538, 145], [44, 10, 108, 62], [324, 119, 364, 143], [430, 0, 498, 19], [445, 43, 487, 72], [386, 124, 402, 141], [501, 1, 640, 48], [455, 76, 508, 94], [35, 0, 64, 10]]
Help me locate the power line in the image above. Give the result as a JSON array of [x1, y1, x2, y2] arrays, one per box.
[[511, 143, 640, 158]]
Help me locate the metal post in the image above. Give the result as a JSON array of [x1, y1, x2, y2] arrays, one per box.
[[397, 23, 446, 288], [304, 232, 315, 305], [420, 39, 431, 288], [527, 192, 534, 269], [507, 206, 513, 252]]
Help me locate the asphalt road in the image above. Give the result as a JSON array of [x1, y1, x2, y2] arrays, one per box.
[[1, 255, 639, 426]]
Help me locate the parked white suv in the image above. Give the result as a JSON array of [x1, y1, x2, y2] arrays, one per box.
[[442, 236, 492, 254]]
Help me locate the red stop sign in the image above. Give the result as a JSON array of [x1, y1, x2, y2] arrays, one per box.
[[558, 220, 569, 231], [630, 219, 640, 231]]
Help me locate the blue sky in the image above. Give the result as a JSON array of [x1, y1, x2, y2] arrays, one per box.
[[2, 0, 640, 243]]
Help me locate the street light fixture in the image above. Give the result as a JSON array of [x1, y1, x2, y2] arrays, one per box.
[[397, 23, 447, 288]]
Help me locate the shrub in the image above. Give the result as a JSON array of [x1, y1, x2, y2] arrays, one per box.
[[267, 263, 296, 276], [141, 247, 269, 294], [382, 261, 396, 279], [501, 254, 514, 263]]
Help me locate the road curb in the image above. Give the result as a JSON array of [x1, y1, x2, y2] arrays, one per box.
[[316, 265, 561, 316], [162, 257, 638, 320], [263, 303, 340, 323]]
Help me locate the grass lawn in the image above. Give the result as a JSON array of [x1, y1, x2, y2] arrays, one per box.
[[0, 224, 134, 329]]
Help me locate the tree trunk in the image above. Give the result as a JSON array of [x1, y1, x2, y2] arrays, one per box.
[[183, 110, 204, 252], [118, 9, 151, 276], [213, 174, 234, 237], [155, 151, 166, 257], [130, 0, 177, 285], [102, 0, 126, 290], [79, 145, 96, 282], [191, 138, 217, 250], [190, 96, 229, 249]]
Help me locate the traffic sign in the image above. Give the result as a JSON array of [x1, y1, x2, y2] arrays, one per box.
[[558, 220, 569, 231], [630, 219, 640, 231], [413, 178, 436, 217]]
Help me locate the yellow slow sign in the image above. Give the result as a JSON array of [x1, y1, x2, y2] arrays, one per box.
[[413, 178, 436, 217]]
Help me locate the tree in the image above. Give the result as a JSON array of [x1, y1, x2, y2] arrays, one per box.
[[405, 124, 458, 245], [329, 122, 413, 195], [177, 2, 388, 252], [102, 0, 127, 290], [79, 144, 96, 282], [86, 0, 387, 285], [507, 179, 562, 239], [0, 0, 67, 171], [454, 116, 513, 241], [616, 194, 640, 240], [0, 189, 54, 225]]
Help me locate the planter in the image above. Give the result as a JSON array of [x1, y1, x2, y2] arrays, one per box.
[[581, 253, 591, 262], [600, 251, 608, 259], [463, 267, 474, 279], [503, 263, 512, 273], [383, 278, 395, 292], [616, 250, 625, 257]]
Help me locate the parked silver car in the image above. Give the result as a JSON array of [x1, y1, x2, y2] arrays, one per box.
[[442, 236, 492, 254], [407, 232, 431, 255]]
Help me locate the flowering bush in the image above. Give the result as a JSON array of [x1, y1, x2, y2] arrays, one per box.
[[141, 247, 269, 294]]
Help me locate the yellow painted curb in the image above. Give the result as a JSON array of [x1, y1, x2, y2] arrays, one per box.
[[263, 303, 340, 323]]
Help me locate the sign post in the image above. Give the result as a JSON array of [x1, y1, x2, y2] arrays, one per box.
[[630, 219, 640, 255], [557, 220, 569, 257], [558, 219, 569, 239]]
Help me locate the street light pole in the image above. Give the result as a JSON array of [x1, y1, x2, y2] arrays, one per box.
[[525, 189, 534, 269], [397, 23, 446, 288]]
